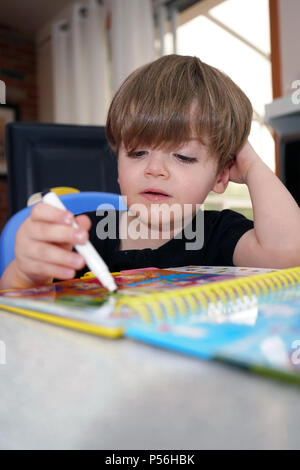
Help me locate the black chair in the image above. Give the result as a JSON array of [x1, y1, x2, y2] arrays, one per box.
[[5, 122, 120, 216]]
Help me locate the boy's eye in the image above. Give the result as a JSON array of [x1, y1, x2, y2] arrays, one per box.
[[127, 150, 147, 158], [174, 154, 197, 163]]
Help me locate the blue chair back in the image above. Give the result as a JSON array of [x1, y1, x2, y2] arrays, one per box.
[[0, 192, 127, 277]]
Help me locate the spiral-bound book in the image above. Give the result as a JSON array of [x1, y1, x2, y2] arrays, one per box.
[[1, 265, 300, 383]]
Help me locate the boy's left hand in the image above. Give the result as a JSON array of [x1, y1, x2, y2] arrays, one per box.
[[228, 140, 262, 184]]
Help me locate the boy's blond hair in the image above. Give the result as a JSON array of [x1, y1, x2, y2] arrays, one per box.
[[106, 54, 253, 173]]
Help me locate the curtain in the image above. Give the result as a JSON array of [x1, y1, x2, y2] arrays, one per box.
[[52, 19, 74, 123], [52, 0, 109, 124], [110, 0, 155, 93], [52, 0, 155, 125]]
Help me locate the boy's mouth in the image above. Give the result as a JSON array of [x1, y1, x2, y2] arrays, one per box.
[[141, 188, 171, 201]]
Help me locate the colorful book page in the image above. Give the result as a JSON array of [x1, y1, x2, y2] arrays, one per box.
[[0, 266, 264, 322]]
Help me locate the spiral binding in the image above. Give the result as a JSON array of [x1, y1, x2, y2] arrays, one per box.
[[115, 266, 300, 324]]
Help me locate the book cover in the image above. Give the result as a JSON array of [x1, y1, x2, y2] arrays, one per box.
[[0, 265, 276, 333]]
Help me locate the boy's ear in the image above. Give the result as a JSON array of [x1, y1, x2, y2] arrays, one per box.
[[211, 163, 231, 194]]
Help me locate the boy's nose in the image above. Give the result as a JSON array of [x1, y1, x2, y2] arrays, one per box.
[[144, 153, 169, 178]]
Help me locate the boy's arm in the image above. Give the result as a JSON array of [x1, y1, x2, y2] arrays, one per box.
[[231, 141, 300, 268]]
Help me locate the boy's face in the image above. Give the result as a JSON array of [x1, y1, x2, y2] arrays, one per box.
[[117, 140, 229, 231]]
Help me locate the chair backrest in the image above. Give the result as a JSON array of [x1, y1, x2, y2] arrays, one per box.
[[0, 191, 127, 277], [5, 122, 120, 216]]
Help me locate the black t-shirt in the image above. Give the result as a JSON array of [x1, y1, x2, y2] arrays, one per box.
[[76, 209, 254, 276]]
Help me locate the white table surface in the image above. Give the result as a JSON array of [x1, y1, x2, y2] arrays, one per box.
[[0, 308, 300, 450]]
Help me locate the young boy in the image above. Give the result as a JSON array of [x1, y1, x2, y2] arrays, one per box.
[[1, 54, 300, 290]]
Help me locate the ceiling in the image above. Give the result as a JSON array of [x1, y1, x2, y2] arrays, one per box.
[[0, 0, 205, 37], [0, 0, 74, 36]]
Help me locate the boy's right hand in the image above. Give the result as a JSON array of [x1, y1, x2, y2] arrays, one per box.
[[6, 202, 91, 288]]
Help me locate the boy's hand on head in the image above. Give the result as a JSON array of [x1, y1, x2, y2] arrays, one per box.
[[228, 141, 262, 185], [4, 203, 91, 289]]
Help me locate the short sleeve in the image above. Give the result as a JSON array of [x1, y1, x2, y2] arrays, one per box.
[[203, 210, 254, 266]]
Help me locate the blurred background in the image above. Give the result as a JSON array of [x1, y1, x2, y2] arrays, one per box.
[[0, 0, 298, 230]]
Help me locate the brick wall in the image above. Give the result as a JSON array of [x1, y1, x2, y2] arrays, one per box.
[[0, 24, 38, 233]]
